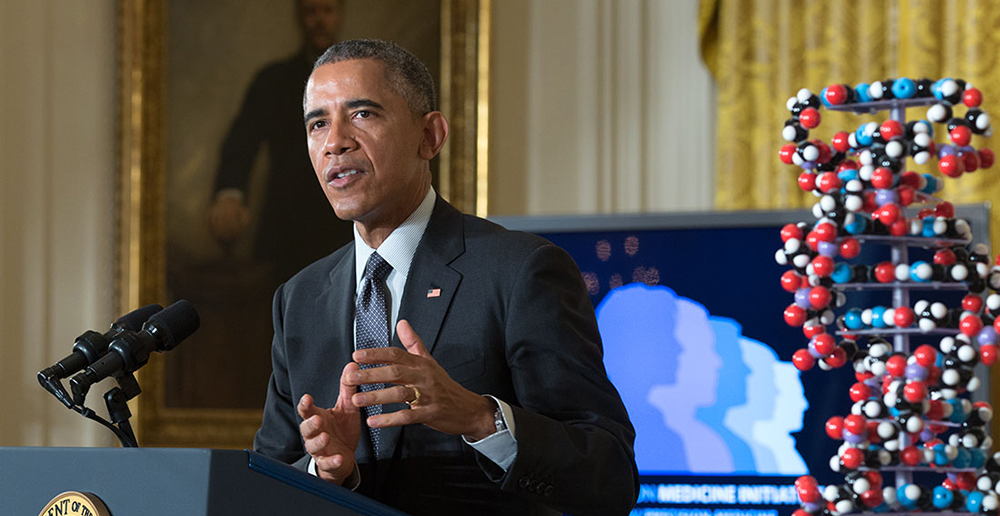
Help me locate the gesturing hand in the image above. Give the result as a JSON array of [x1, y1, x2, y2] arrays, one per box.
[[297, 362, 362, 484], [347, 319, 497, 440]]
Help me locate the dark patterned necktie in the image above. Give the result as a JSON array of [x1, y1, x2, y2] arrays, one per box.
[[356, 251, 393, 454]]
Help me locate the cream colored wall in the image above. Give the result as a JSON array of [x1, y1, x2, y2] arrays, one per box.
[[0, 0, 117, 447], [490, 0, 715, 215]]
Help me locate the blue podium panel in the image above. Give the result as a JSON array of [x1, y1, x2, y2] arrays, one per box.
[[0, 447, 408, 516]]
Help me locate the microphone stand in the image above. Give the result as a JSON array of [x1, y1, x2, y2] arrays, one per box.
[[41, 368, 142, 447]]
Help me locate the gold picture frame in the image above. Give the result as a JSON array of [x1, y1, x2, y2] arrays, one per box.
[[117, 0, 489, 449]]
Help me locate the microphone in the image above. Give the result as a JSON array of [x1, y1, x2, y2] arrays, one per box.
[[69, 300, 200, 406], [38, 304, 163, 407]]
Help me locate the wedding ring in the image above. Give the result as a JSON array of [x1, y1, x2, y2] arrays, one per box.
[[405, 386, 421, 406]]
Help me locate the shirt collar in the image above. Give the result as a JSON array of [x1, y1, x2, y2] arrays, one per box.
[[354, 187, 437, 288]]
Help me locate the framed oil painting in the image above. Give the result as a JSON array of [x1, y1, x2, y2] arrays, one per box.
[[117, 0, 488, 448]]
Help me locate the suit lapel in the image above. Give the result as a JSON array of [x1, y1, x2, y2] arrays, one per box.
[[375, 197, 465, 486]]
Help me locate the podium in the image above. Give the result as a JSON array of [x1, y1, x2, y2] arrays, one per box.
[[0, 447, 409, 515]]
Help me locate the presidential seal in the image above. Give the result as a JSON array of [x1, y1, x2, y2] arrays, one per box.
[[38, 491, 110, 516]]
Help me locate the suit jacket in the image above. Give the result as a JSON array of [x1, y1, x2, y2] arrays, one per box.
[[254, 197, 638, 515]]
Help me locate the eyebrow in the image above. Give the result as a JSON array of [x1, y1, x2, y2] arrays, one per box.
[[304, 108, 327, 124], [344, 98, 385, 111]]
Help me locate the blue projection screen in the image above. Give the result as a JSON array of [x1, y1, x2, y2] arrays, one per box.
[[492, 206, 990, 516]]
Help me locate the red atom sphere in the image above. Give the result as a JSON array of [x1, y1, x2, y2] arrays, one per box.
[[877, 203, 901, 225], [950, 125, 973, 147], [898, 185, 915, 206], [862, 191, 878, 213], [939, 154, 964, 177], [840, 238, 861, 259], [779, 144, 797, 164], [864, 471, 883, 490], [960, 314, 984, 337], [874, 261, 896, 283], [812, 256, 835, 277], [980, 148, 995, 169], [900, 446, 922, 466], [914, 345, 938, 367], [780, 223, 803, 242], [861, 489, 883, 508], [816, 172, 841, 193], [849, 382, 871, 402], [886, 354, 908, 377], [792, 348, 816, 371], [812, 333, 836, 355], [927, 365, 942, 385], [840, 448, 864, 470], [825, 346, 848, 368], [925, 400, 945, 420], [780, 270, 803, 292], [880, 120, 904, 140], [814, 222, 837, 242], [809, 286, 832, 310], [982, 345, 998, 366], [867, 421, 882, 444], [964, 87, 983, 107], [995, 317, 1000, 334], [802, 324, 826, 339], [871, 167, 895, 189], [935, 201, 955, 218], [961, 150, 980, 172], [904, 381, 927, 403], [934, 248, 957, 266], [899, 171, 921, 188], [831, 131, 851, 153], [814, 140, 833, 163], [784, 304, 807, 327], [805, 231, 822, 252], [825, 416, 845, 439], [837, 160, 859, 172], [825, 84, 849, 105], [799, 108, 821, 129], [795, 474, 818, 491], [798, 172, 817, 191], [889, 219, 908, 236], [963, 294, 984, 313], [894, 307, 915, 327], [956, 472, 977, 491], [917, 208, 935, 218]]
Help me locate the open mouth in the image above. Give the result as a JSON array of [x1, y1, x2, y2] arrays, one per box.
[[325, 166, 366, 186]]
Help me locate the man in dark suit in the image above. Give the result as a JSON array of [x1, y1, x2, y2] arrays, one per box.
[[253, 39, 638, 515]]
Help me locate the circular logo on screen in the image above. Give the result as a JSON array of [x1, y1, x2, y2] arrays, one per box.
[[37, 491, 110, 516]]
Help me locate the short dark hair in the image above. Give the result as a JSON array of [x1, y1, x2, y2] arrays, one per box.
[[312, 39, 436, 115]]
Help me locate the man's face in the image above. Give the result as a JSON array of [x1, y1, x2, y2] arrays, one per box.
[[303, 59, 429, 228], [299, 0, 341, 52]]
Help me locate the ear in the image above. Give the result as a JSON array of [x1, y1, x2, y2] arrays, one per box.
[[418, 111, 449, 160]]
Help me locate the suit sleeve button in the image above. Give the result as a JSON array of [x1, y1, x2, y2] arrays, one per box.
[[544, 485, 555, 497], [535, 481, 546, 493], [518, 476, 531, 488]]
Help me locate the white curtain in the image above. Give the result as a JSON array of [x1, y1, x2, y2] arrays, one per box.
[[490, 0, 715, 215], [0, 0, 117, 447]]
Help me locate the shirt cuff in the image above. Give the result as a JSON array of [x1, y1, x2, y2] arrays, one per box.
[[307, 456, 361, 490], [462, 396, 518, 471]]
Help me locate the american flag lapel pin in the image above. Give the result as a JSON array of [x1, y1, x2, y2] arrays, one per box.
[[426, 288, 441, 298]]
